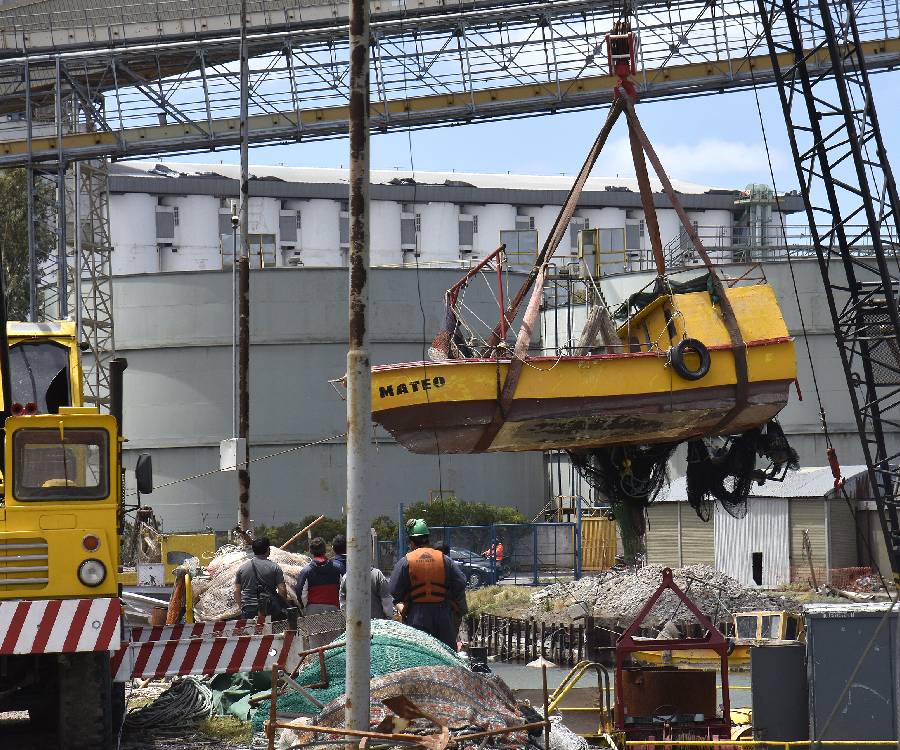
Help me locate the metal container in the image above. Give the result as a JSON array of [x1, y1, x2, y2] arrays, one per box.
[[806, 602, 898, 741], [751, 643, 808, 740], [620, 667, 716, 720]]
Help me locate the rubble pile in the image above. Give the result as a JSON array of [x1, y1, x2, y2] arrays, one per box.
[[191, 544, 310, 620], [531, 564, 792, 627]]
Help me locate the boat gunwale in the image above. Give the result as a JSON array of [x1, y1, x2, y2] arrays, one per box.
[[371, 335, 794, 372]]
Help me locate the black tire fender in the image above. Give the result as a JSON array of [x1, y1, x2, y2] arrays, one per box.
[[669, 338, 711, 381]]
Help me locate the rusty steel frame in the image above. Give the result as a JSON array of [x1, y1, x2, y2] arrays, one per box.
[[614, 567, 731, 739]]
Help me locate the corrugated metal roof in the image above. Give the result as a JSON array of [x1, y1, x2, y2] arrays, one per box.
[[112, 160, 728, 195], [658, 465, 870, 503]]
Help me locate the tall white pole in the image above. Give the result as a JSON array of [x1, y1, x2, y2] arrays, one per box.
[[346, 0, 372, 731]]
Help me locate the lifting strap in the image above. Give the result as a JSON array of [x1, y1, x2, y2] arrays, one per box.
[[621, 96, 750, 434]]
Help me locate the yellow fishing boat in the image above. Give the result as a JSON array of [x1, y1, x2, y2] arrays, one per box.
[[366, 96, 797, 457], [633, 610, 805, 667], [371, 282, 796, 454]]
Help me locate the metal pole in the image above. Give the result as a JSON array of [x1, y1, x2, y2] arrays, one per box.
[[25, 62, 36, 322], [231, 204, 239, 439], [237, 0, 251, 532], [346, 0, 372, 731], [73, 162, 82, 340], [54, 59, 68, 318]]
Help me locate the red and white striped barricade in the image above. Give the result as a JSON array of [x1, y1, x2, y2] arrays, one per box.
[[0, 598, 121, 655], [111, 618, 304, 681]]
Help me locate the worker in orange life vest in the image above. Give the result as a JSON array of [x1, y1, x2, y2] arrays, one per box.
[[483, 539, 504, 564], [389, 519, 467, 650]]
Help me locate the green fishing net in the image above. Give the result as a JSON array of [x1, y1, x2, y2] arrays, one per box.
[[251, 619, 467, 730]]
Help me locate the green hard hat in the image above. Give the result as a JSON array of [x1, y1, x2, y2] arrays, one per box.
[[407, 518, 429, 537]]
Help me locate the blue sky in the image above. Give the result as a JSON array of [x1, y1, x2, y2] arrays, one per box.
[[166, 71, 900, 193]]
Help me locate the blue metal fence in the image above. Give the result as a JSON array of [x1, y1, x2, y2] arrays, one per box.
[[377, 520, 580, 586]]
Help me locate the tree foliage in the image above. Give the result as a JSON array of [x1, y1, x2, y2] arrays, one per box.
[[0, 168, 54, 320], [403, 497, 527, 528], [253, 500, 524, 550]]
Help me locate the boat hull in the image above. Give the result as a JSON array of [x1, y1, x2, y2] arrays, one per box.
[[371, 339, 796, 454]]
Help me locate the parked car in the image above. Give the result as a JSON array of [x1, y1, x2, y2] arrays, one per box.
[[446, 547, 508, 587]]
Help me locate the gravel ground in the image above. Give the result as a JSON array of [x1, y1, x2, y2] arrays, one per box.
[[528, 564, 796, 628]]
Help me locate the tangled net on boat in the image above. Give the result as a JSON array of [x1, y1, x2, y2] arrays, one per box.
[[568, 442, 679, 537], [685, 420, 800, 521], [569, 420, 799, 528]]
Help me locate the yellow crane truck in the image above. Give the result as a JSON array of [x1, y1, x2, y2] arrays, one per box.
[[0, 320, 141, 749]]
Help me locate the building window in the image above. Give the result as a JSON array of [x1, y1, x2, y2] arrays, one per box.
[[296, 211, 302, 230], [639, 219, 645, 237], [172, 206, 180, 227], [415, 213, 422, 232], [473, 215, 479, 235]]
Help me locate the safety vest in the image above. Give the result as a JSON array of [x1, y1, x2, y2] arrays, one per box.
[[406, 548, 448, 604]]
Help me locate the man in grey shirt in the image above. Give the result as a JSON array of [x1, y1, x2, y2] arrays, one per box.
[[233, 537, 289, 619], [340, 566, 396, 619]]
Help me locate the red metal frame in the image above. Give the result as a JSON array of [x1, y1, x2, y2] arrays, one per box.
[[614, 567, 731, 739], [445, 244, 508, 340]]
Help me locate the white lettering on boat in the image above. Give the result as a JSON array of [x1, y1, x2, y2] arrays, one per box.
[[379, 376, 446, 399]]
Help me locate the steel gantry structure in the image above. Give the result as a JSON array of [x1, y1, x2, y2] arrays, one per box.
[[760, 0, 900, 581], [0, 0, 899, 405]]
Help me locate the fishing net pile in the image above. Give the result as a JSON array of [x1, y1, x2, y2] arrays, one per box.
[[190, 544, 309, 621], [272, 665, 530, 749], [569, 419, 799, 532], [251, 619, 467, 730]]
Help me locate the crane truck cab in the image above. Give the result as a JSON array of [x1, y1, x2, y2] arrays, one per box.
[[0, 321, 128, 750]]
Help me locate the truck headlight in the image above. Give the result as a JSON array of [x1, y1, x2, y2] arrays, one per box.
[[78, 559, 107, 587]]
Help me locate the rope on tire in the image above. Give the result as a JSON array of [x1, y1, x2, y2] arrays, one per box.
[[124, 677, 213, 730]]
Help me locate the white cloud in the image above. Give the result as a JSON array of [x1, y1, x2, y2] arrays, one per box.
[[596, 136, 786, 187]]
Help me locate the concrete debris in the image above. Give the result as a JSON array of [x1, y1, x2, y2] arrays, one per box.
[[530, 564, 793, 627], [190, 544, 309, 621]]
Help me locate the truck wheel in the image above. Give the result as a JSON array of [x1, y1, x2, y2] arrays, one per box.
[[58, 652, 113, 750]]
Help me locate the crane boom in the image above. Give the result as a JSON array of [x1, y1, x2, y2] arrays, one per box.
[[760, 0, 900, 583]]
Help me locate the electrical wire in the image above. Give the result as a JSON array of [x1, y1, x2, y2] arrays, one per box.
[[123, 431, 346, 498]]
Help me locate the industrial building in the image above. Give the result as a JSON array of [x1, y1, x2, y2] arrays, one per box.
[[108, 161, 793, 273], [109, 161, 806, 531]]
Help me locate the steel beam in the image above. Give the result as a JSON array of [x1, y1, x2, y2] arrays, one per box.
[[1, 38, 898, 168]]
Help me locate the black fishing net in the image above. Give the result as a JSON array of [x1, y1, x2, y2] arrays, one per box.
[[568, 443, 679, 537], [570, 420, 800, 529], [685, 420, 800, 521]]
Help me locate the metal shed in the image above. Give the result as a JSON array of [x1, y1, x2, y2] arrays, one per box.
[[648, 466, 874, 587]]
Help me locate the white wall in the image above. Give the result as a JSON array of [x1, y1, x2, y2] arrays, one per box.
[[299, 199, 341, 266], [715, 498, 791, 588], [110, 193, 158, 275], [160, 195, 221, 272], [472, 204, 517, 258], [370, 200, 401, 266], [417, 202, 458, 261]]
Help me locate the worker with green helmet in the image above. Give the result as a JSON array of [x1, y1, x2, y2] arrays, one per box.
[[389, 518, 467, 650]]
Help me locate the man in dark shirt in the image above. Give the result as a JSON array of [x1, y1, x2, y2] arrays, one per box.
[[233, 537, 288, 619], [295, 537, 341, 614], [331, 534, 347, 576]]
